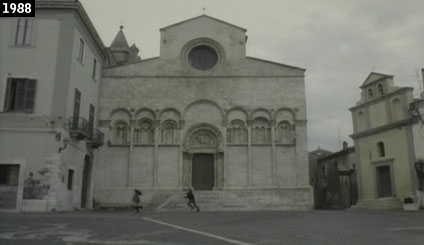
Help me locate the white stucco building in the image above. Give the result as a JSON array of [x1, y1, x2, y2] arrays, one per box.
[[350, 72, 424, 209], [94, 15, 313, 211], [0, 0, 106, 211]]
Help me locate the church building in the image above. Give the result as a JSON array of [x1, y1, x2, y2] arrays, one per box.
[[94, 15, 312, 210]]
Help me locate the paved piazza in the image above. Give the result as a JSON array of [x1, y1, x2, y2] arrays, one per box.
[[0, 210, 423, 245]]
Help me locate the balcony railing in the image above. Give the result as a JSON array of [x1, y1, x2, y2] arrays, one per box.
[[67, 117, 89, 140], [87, 129, 104, 148]]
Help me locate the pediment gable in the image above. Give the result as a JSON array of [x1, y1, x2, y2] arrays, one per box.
[[360, 72, 393, 88], [160, 15, 247, 32]]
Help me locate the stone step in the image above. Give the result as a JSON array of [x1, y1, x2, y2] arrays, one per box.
[[351, 198, 402, 210], [156, 191, 250, 212]]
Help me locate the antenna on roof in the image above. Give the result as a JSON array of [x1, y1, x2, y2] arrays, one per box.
[[203, 7, 206, 15], [338, 126, 342, 149]]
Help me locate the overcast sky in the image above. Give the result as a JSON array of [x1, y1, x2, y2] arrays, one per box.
[[80, 0, 424, 152]]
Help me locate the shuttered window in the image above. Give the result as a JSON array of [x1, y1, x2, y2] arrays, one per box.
[[89, 104, 95, 134], [3, 78, 36, 112], [15, 19, 34, 46]]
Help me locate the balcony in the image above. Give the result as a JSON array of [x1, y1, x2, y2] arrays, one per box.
[[87, 129, 105, 148], [67, 117, 89, 140]]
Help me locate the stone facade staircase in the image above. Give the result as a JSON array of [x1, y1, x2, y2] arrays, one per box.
[[155, 190, 251, 212], [351, 198, 402, 210]]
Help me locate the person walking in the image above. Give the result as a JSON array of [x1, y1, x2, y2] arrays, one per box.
[[184, 188, 200, 212], [132, 189, 143, 213]]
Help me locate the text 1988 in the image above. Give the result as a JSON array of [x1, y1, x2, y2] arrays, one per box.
[[1, 0, 35, 17]]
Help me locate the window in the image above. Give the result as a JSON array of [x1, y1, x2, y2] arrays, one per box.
[[227, 120, 247, 144], [0, 165, 19, 186], [392, 98, 402, 121], [3, 78, 36, 112], [92, 59, 97, 80], [71, 89, 81, 129], [89, 104, 95, 134], [368, 88, 374, 99], [276, 121, 295, 144], [161, 120, 178, 144], [252, 117, 271, 144], [113, 121, 129, 144], [134, 119, 154, 144], [378, 83, 384, 95], [67, 169, 74, 190], [73, 89, 81, 120], [15, 19, 34, 46], [377, 142, 386, 157], [78, 39, 84, 62], [188, 45, 218, 70]]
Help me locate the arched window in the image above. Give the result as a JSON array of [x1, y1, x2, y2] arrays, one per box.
[[378, 83, 384, 95], [368, 88, 374, 99], [377, 141, 386, 157], [113, 121, 129, 144], [357, 111, 366, 132], [252, 117, 271, 144], [134, 119, 154, 144], [227, 119, 247, 144], [161, 120, 178, 144], [276, 121, 295, 144], [392, 98, 402, 121]]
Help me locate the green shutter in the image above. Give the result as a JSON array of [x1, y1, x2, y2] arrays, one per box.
[[24, 79, 36, 112], [3, 78, 12, 111]]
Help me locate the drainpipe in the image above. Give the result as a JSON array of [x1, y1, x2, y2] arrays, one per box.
[[421, 69, 424, 98]]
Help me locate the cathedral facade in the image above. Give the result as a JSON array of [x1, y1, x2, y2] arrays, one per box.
[[94, 15, 312, 210]]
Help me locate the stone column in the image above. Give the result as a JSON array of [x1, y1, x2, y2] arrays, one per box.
[[294, 119, 308, 186], [153, 120, 160, 188], [178, 120, 185, 188], [222, 119, 228, 189], [247, 120, 252, 187], [182, 152, 193, 188], [128, 119, 135, 187], [270, 119, 277, 186]]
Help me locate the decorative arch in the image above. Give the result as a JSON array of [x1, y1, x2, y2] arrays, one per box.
[[112, 119, 129, 144], [161, 119, 179, 144], [160, 108, 181, 122], [227, 119, 247, 144], [251, 108, 272, 121], [109, 108, 132, 119], [134, 108, 156, 121], [251, 117, 271, 144], [274, 107, 296, 123], [183, 123, 223, 152], [276, 120, 295, 144], [227, 107, 249, 121], [134, 118, 154, 144], [183, 99, 225, 120]]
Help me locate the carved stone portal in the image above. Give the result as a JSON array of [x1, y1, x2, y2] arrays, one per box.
[[182, 123, 224, 189]]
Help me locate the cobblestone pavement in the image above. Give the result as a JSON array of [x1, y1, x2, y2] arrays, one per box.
[[1, 210, 423, 245]]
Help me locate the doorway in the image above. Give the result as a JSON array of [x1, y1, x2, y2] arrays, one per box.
[[81, 156, 91, 208], [0, 165, 20, 209], [376, 165, 393, 197], [192, 154, 214, 190]]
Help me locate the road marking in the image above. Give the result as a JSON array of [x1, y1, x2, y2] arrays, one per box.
[[386, 227, 424, 231], [142, 217, 255, 245]]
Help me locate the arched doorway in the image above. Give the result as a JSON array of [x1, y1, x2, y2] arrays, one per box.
[[183, 123, 224, 190], [81, 155, 91, 208]]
